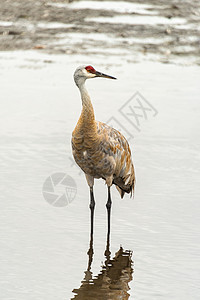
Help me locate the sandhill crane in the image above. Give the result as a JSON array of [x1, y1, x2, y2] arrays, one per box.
[[72, 65, 135, 235]]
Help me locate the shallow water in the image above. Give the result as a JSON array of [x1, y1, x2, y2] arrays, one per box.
[[0, 51, 200, 299]]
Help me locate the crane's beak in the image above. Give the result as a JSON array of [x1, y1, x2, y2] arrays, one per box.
[[95, 70, 117, 80]]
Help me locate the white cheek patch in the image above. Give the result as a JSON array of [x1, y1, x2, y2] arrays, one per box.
[[83, 69, 88, 76], [88, 72, 96, 78]]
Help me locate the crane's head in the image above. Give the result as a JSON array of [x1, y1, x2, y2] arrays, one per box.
[[74, 65, 116, 87]]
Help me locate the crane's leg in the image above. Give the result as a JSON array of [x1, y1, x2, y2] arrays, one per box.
[[90, 187, 95, 236], [104, 217, 111, 258], [87, 223, 94, 274], [85, 174, 95, 237], [106, 186, 112, 236]]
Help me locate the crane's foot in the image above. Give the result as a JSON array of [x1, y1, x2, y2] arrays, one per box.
[[87, 232, 94, 271], [104, 228, 111, 258]]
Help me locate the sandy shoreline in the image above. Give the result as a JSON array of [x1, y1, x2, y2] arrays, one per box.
[[0, 0, 200, 64]]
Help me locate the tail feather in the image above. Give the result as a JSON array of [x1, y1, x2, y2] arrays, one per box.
[[115, 186, 125, 199], [114, 177, 135, 199]]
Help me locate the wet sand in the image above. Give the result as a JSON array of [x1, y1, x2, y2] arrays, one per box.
[[0, 0, 200, 64]]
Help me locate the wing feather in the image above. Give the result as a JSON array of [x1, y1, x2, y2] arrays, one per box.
[[96, 121, 135, 198]]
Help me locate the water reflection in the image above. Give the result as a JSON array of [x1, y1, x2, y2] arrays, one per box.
[[71, 233, 133, 299]]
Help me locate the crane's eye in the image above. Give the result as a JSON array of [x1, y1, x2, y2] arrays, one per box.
[[85, 65, 96, 74]]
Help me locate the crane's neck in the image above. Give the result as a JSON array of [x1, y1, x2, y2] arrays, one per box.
[[76, 81, 98, 140], [79, 82, 95, 121]]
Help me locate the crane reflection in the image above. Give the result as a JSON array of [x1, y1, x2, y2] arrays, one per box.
[[71, 232, 133, 299]]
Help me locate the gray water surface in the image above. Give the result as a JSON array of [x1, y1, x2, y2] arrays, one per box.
[[0, 51, 200, 299]]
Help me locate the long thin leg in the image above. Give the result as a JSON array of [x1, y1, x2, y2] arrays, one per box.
[[106, 186, 112, 236], [84, 232, 94, 282], [90, 187, 95, 237], [104, 222, 111, 258], [87, 232, 94, 270]]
